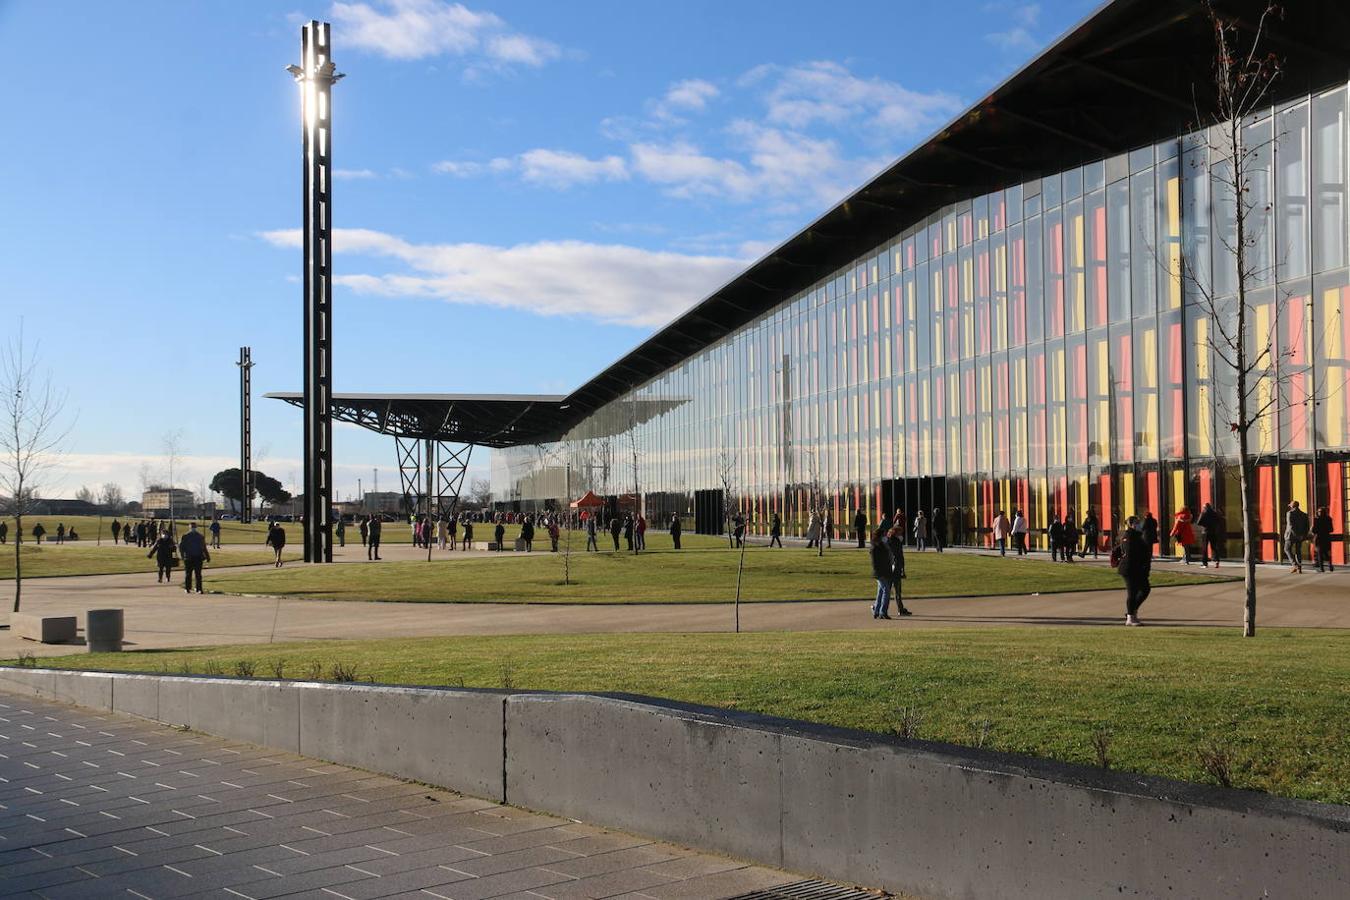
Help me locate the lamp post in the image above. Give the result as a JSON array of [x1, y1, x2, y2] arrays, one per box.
[[287, 21, 343, 563]]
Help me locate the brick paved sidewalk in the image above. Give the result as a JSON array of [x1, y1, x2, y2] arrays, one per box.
[[0, 694, 824, 900]]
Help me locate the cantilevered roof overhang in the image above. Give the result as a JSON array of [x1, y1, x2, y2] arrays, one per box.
[[271, 0, 1350, 448], [266, 393, 570, 449]]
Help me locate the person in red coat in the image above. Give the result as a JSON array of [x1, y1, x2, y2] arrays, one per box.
[[1170, 507, 1197, 565]]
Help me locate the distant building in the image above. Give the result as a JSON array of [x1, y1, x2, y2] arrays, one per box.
[[141, 488, 195, 518], [362, 491, 405, 514]]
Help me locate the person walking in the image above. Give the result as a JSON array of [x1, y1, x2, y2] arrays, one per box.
[[733, 513, 746, 548], [1048, 515, 1065, 561], [446, 515, 457, 551], [805, 510, 820, 549], [609, 516, 622, 551], [635, 513, 647, 552], [1169, 507, 1197, 564], [619, 514, 632, 551], [870, 529, 894, 620], [461, 517, 474, 550], [822, 510, 834, 548], [1312, 506, 1335, 572], [110, 518, 121, 544], [335, 517, 346, 548], [437, 516, 448, 550], [0, 521, 7, 544], [991, 509, 1011, 556], [769, 513, 783, 548], [359, 516, 369, 547], [518, 517, 532, 552], [585, 515, 599, 552], [55, 523, 65, 545], [912, 510, 929, 551], [147, 528, 177, 583], [886, 525, 911, 612], [930, 507, 945, 553], [123, 522, 132, 545], [209, 519, 222, 550], [178, 523, 209, 594], [853, 508, 868, 548], [1197, 502, 1224, 567], [1115, 516, 1150, 626], [31, 522, 45, 545], [1011, 508, 1028, 555], [1284, 500, 1310, 573], [367, 515, 382, 560], [1080, 509, 1100, 559], [547, 517, 560, 552], [265, 520, 287, 567], [669, 513, 682, 550], [1140, 511, 1159, 569], [494, 520, 506, 551], [1062, 516, 1078, 563]]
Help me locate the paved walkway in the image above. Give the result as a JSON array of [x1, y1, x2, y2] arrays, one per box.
[[0, 693, 832, 899], [1, 546, 1345, 658]]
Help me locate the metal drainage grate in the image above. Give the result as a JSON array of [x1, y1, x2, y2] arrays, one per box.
[[726, 880, 887, 900]]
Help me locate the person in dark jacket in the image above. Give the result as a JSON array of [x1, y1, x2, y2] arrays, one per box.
[[886, 526, 912, 615], [931, 508, 946, 553], [1311, 506, 1334, 573], [265, 521, 287, 567], [31, 522, 45, 544], [621, 515, 634, 551], [147, 529, 176, 583], [123, 522, 132, 544], [359, 517, 369, 547], [494, 520, 506, 551], [732, 513, 746, 548], [609, 516, 622, 551], [0, 522, 7, 544], [1080, 510, 1100, 559], [1047, 515, 1065, 561], [769, 513, 783, 548], [110, 519, 121, 544], [460, 517, 473, 550], [1197, 503, 1224, 567], [178, 523, 210, 594], [521, 517, 535, 552], [870, 530, 894, 619], [1117, 517, 1151, 626], [1140, 511, 1159, 570], [1284, 501, 1310, 573], [669, 513, 682, 550], [367, 515, 382, 560], [853, 509, 868, 548]]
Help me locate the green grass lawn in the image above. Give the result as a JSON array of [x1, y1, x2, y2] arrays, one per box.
[[0, 545, 302, 579], [19, 628, 1348, 804], [207, 545, 1227, 603]]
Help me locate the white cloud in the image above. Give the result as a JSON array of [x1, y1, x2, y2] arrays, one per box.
[[434, 150, 626, 187], [650, 78, 720, 122], [258, 227, 749, 328], [750, 60, 961, 134], [984, 3, 1041, 51], [331, 0, 559, 67], [517, 149, 628, 187], [334, 168, 378, 179]]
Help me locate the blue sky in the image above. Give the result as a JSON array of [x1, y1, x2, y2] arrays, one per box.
[[0, 0, 1093, 502]]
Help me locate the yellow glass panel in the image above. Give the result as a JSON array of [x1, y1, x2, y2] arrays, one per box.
[[1291, 464, 1310, 511], [1072, 213, 1086, 328], [1121, 471, 1136, 518], [1171, 469, 1185, 514], [1324, 288, 1344, 446]]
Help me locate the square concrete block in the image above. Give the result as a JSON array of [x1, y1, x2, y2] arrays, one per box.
[[505, 694, 782, 865], [11, 613, 77, 644], [299, 683, 506, 800]]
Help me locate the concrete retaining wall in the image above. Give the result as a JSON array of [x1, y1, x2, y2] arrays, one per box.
[[1, 666, 1346, 899]]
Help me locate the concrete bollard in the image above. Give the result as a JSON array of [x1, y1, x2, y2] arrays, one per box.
[[86, 609, 124, 653]]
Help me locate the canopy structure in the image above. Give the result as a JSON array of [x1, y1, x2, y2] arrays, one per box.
[[265, 392, 570, 449], [569, 490, 606, 509]]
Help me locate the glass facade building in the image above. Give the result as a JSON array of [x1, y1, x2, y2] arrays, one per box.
[[493, 38, 1350, 563]]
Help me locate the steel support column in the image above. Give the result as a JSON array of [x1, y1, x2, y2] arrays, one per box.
[[290, 21, 343, 562], [236, 347, 254, 524], [434, 442, 473, 518], [394, 436, 422, 519]]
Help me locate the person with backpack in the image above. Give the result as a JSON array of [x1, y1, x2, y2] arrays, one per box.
[[1047, 515, 1065, 561], [265, 520, 287, 567], [1080, 509, 1100, 559], [1113, 516, 1150, 626], [870, 529, 894, 620], [1197, 503, 1224, 567], [769, 513, 783, 548], [1284, 501, 1310, 573]]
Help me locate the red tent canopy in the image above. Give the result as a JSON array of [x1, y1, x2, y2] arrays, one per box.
[[569, 490, 606, 509]]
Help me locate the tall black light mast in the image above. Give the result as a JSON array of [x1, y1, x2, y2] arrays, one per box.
[[236, 346, 253, 523], [288, 21, 343, 562]]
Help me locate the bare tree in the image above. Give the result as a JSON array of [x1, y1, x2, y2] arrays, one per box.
[[162, 430, 186, 530], [74, 485, 96, 504], [1, 327, 71, 613], [99, 482, 125, 513], [469, 477, 492, 508], [717, 446, 738, 549], [626, 419, 642, 555], [803, 448, 826, 557], [1180, 3, 1286, 637]]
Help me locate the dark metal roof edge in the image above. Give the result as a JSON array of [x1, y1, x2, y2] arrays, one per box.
[[264, 391, 569, 404]]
